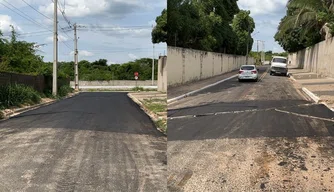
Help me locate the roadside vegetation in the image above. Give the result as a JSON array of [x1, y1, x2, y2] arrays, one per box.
[[143, 98, 167, 134], [275, 0, 334, 52], [0, 83, 41, 109]]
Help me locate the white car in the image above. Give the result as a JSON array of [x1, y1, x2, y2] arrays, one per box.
[[238, 65, 259, 82], [270, 56, 288, 76]]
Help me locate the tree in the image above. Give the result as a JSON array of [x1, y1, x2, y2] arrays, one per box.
[[275, 0, 334, 52], [152, 9, 167, 44], [232, 10, 255, 55], [165, 0, 245, 54]]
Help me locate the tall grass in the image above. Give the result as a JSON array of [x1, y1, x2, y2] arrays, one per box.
[[0, 83, 41, 109], [58, 85, 74, 97]]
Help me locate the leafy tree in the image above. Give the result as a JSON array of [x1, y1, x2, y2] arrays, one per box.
[[163, 0, 253, 54], [232, 10, 255, 55], [275, 0, 334, 52], [152, 9, 167, 44]]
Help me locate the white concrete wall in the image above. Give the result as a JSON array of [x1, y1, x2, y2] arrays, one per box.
[[157, 56, 167, 92], [167, 46, 255, 87], [70, 80, 156, 87], [288, 37, 334, 78]]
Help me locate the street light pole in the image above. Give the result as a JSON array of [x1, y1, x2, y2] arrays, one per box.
[[74, 23, 79, 91], [52, 0, 58, 95]]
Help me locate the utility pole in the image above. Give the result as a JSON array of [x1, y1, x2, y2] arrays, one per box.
[[53, 0, 58, 95], [74, 23, 79, 91], [152, 24, 155, 86], [152, 43, 155, 86], [256, 40, 260, 63]]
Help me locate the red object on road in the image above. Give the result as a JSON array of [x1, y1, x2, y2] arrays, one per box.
[[134, 72, 139, 76]]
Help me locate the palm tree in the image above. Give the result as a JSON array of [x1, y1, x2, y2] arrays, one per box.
[[279, 0, 334, 39]]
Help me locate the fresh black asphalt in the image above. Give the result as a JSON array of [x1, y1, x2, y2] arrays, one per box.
[[0, 92, 167, 191], [168, 66, 334, 141]]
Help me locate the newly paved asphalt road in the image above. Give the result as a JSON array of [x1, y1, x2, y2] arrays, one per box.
[[0, 92, 166, 192], [168, 66, 334, 191]]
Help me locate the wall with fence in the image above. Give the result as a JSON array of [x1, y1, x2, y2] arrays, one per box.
[[0, 72, 45, 92], [288, 37, 334, 78], [0, 72, 70, 92], [167, 46, 255, 87]]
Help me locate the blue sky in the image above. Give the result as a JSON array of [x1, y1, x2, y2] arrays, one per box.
[[0, 0, 167, 64], [0, 0, 287, 64], [238, 0, 288, 53]]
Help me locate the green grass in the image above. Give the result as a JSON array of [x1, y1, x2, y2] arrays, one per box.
[[143, 101, 166, 113], [131, 87, 157, 92], [155, 119, 167, 134], [58, 85, 74, 97], [0, 83, 41, 109]]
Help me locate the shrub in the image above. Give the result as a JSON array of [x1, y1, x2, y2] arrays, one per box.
[[0, 83, 41, 109], [58, 85, 74, 97]]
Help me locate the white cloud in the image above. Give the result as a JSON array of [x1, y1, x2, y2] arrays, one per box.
[[108, 61, 116, 65], [45, 34, 68, 42], [70, 50, 94, 57], [238, 0, 288, 16], [80, 50, 94, 56], [128, 53, 138, 60], [88, 25, 152, 38], [39, 0, 146, 18], [0, 15, 22, 33]]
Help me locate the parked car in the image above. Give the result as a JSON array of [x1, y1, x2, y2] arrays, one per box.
[[270, 56, 288, 76], [238, 65, 259, 82]]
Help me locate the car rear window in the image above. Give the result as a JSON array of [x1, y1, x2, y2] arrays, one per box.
[[241, 66, 255, 70], [273, 58, 287, 63]]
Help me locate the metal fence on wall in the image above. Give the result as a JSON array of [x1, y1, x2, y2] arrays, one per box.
[[0, 72, 70, 93]]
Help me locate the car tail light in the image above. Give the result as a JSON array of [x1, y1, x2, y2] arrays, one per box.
[[251, 70, 257, 74], [239, 70, 243, 74]]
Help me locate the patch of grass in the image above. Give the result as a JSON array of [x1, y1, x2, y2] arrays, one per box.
[[155, 119, 167, 134], [0, 83, 41, 109], [131, 87, 157, 92], [143, 102, 166, 113]]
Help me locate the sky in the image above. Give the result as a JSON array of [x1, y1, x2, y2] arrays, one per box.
[[0, 0, 288, 64], [238, 0, 288, 53], [0, 0, 167, 64]]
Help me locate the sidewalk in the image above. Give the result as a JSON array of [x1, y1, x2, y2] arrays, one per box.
[[128, 91, 167, 134], [289, 67, 334, 110], [168, 70, 238, 99]]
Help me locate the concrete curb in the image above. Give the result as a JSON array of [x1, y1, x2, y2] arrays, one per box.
[[289, 74, 297, 81], [167, 74, 238, 104], [127, 93, 167, 136], [302, 87, 321, 103], [301, 87, 334, 112], [290, 74, 334, 112], [0, 92, 80, 121]]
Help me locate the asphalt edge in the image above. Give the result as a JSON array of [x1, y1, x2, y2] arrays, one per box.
[[127, 93, 167, 136], [167, 74, 238, 104], [0, 92, 80, 122]]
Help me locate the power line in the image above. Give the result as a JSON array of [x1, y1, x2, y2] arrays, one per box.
[[21, 0, 53, 21], [0, 0, 52, 32], [51, 0, 72, 27]]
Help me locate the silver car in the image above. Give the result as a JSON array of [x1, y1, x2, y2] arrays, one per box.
[[238, 65, 259, 82]]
